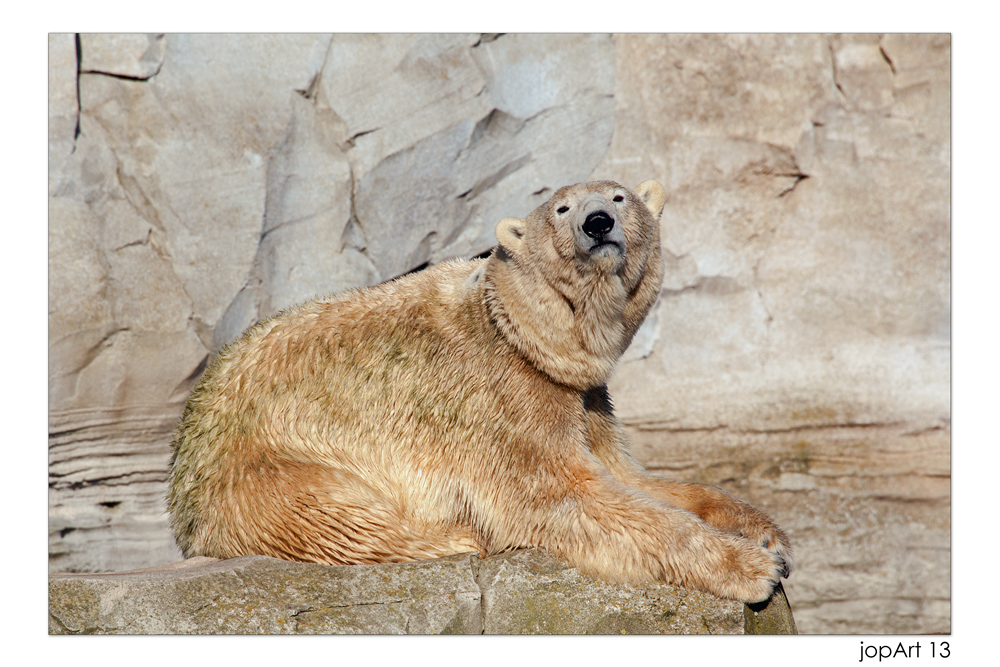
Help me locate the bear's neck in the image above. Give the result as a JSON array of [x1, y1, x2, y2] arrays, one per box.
[[482, 258, 631, 390]]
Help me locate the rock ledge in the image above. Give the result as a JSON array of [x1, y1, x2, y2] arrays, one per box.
[[49, 549, 795, 634]]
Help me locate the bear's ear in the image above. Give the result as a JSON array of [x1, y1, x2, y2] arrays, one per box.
[[634, 181, 666, 221], [495, 217, 526, 255]]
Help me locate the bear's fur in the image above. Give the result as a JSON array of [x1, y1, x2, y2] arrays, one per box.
[[168, 180, 793, 603]]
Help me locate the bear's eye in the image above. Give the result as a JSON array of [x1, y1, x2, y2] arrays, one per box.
[[613, 195, 624, 203], [556, 205, 570, 214]]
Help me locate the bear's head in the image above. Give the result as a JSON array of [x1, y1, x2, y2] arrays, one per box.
[[485, 180, 666, 390]]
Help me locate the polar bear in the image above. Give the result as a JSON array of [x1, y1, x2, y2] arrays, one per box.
[[168, 180, 792, 603]]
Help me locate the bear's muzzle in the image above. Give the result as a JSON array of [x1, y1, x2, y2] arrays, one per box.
[[575, 199, 625, 262]]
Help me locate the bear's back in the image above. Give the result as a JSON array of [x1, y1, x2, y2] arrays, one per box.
[[171, 257, 552, 500]]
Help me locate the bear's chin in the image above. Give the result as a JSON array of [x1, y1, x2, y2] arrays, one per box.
[[585, 243, 626, 273]]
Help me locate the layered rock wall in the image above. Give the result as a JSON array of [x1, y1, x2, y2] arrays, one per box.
[[48, 34, 950, 634]]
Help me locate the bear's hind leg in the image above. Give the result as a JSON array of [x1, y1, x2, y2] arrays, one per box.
[[208, 461, 478, 565]]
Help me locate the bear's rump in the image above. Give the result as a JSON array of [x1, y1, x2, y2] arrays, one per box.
[[205, 457, 479, 564]]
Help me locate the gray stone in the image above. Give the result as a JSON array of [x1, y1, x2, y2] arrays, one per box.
[[48, 34, 78, 193], [475, 549, 744, 635], [319, 33, 490, 177], [212, 93, 361, 347], [49, 406, 185, 573], [602, 33, 949, 433], [48, 554, 481, 635], [744, 582, 797, 635], [830, 34, 896, 111], [79, 33, 165, 80], [49, 550, 791, 635], [340, 33, 616, 282]]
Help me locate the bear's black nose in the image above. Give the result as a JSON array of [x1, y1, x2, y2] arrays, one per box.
[[583, 211, 615, 239]]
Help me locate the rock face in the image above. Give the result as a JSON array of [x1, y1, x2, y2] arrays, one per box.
[[598, 34, 950, 635], [48, 33, 615, 575], [48, 550, 795, 635], [48, 34, 949, 635]]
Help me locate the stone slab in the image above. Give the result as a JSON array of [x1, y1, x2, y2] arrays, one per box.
[[49, 550, 796, 635]]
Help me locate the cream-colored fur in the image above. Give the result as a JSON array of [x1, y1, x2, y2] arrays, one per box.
[[168, 180, 793, 603]]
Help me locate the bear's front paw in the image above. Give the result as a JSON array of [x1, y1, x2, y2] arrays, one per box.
[[720, 537, 788, 604], [739, 518, 794, 578], [681, 485, 795, 578]]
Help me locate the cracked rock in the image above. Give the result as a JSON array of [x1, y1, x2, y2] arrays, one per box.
[[49, 555, 482, 635], [49, 550, 794, 634], [474, 549, 747, 634], [49, 33, 618, 576], [830, 34, 895, 111], [79, 33, 165, 80], [48, 34, 79, 190]]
